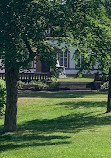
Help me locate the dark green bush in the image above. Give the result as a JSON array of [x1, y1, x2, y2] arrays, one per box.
[[0, 79, 6, 115]]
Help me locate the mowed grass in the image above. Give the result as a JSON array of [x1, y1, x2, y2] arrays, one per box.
[[1, 91, 111, 158], [18, 90, 107, 98], [56, 77, 94, 82]]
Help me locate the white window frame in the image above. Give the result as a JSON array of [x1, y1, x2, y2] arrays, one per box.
[[59, 51, 68, 68]]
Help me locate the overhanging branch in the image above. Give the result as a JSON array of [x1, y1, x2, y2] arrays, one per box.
[[23, 39, 35, 55], [18, 38, 36, 67]]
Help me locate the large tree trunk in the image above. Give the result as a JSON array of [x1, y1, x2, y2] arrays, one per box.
[[4, 68, 18, 132], [106, 67, 111, 113]]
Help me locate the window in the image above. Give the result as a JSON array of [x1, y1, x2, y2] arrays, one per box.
[[75, 53, 84, 68], [59, 51, 68, 68]]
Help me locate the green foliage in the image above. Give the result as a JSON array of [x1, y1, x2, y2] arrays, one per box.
[[29, 81, 49, 90], [18, 80, 49, 90], [18, 81, 24, 89], [47, 80, 59, 90], [0, 0, 60, 71], [101, 81, 109, 91], [0, 80, 6, 115], [68, 0, 111, 73], [18, 80, 60, 91], [0, 0, 110, 74]]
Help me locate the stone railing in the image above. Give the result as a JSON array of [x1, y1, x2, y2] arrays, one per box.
[[0, 73, 51, 82]]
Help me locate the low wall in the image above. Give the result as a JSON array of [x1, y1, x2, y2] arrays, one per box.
[[19, 81, 102, 91], [58, 82, 99, 90]]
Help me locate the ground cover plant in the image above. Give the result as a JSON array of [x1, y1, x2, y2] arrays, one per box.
[[1, 91, 111, 158]]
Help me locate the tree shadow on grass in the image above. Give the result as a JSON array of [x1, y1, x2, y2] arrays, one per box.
[[0, 121, 71, 152], [0, 130, 71, 152], [0, 108, 108, 152], [0, 100, 110, 153], [56, 101, 106, 109], [18, 91, 107, 98], [18, 111, 111, 135], [0, 133, 70, 152]]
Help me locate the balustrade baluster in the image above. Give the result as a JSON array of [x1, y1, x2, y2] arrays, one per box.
[[0, 73, 50, 82]]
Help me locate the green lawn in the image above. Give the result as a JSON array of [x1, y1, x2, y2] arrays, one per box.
[[1, 91, 111, 158], [56, 77, 94, 82], [18, 90, 107, 98]]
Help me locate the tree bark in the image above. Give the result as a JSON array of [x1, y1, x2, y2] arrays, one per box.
[[4, 68, 18, 132], [106, 67, 111, 113]]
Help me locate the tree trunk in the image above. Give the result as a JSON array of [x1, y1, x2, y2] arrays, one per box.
[[106, 67, 111, 113], [4, 68, 18, 132]]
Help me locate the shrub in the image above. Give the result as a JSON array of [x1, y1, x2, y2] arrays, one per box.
[[47, 80, 59, 90], [18, 80, 49, 90], [29, 81, 49, 90], [18, 81, 23, 89], [0, 79, 6, 115], [101, 81, 109, 91], [18, 80, 60, 91]]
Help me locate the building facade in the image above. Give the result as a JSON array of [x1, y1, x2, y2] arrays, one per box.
[[0, 38, 98, 76]]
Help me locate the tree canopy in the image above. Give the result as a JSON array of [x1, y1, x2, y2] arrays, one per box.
[[67, 0, 111, 73], [0, 0, 60, 71], [0, 0, 74, 132]]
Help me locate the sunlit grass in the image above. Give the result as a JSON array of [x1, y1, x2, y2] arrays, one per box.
[[56, 77, 94, 82], [0, 91, 111, 158]]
